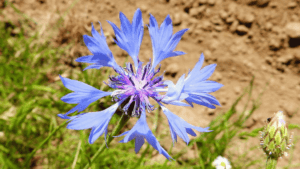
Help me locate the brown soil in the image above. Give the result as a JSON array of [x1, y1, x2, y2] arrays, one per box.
[[1, 0, 300, 168]]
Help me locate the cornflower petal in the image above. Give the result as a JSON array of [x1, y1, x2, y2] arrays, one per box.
[[160, 104, 211, 145], [162, 75, 190, 106], [116, 111, 173, 160], [162, 54, 222, 108], [184, 80, 223, 93], [185, 93, 220, 109], [148, 14, 188, 71], [107, 9, 143, 69], [67, 101, 121, 144], [183, 54, 223, 108], [76, 23, 120, 71], [59, 75, 112, 116], [185, 53, 216, 85]]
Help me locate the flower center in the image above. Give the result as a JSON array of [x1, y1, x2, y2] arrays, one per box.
[[129, 75, 147, 91], [107, 61, 165, 117]]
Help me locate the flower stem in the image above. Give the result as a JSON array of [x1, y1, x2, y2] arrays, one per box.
[[266, 156, 277, 169], [24, 120, 68, 167], [83, 113, 130, 169]]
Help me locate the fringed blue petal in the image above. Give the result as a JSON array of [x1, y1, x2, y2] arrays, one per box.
[[161, 76, 190, 107], [186, 53, 204, 79], [66, 102, 121, 144], [184, 81, 223, 93], [183, 54, 223, 108], [75, 55, 94, 63], [59, 75, 112, 116], [161, 54, 222, 109], [185, 53, 220, 85], [116, 111, 173, 160], [107, 8, 143, 69], [76, 23, 120, 71], [160, 104, 211, 145], [185, 93, 221, 109], [148, 14, 188, 71], [89, 121, 108, 144]]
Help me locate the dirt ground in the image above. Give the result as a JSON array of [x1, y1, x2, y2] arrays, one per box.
[[1, 0, 300, 168]]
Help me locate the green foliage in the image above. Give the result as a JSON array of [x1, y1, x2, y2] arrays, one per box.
[[238, 127, 264, 139], [288, 124, 300, 130]]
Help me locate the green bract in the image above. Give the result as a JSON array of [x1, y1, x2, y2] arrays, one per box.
[[260, 111, 292, 158]]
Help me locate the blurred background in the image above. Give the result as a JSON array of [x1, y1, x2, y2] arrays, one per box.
[[0, 0, 299, 168]]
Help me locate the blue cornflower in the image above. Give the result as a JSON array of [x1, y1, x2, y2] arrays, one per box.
[[59, 9, 223, 160]]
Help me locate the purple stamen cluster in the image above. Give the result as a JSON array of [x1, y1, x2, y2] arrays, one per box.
[[108, 61, 164, 116]]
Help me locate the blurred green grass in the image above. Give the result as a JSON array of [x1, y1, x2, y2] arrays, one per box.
[[0, 17, 299, 169]]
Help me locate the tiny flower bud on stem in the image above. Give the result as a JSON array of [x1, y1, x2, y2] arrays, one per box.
[[260, 111, 293, 169]]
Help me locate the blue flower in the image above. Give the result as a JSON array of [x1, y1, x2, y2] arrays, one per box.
[[59, 9, 223, 160]]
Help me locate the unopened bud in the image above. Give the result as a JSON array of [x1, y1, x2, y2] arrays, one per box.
[[260, 111, 293, 158]]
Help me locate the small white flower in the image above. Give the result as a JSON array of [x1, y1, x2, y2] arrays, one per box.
[[212, 156, 232, 169]]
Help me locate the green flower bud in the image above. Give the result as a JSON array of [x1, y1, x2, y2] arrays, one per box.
[[260, 111, 293, 158]]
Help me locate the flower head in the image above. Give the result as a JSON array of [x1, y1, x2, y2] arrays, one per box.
[[59, 8, 223, 160], [260, 111, 293, 158], [212, 156, 232, 169]]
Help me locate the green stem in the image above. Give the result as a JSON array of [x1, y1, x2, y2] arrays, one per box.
[[134, 144, 150, 168], [266, 156, 277, 169], [83, 114, 130, 169], [24, 121, 68, 167]]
